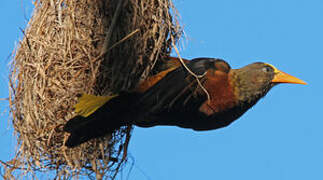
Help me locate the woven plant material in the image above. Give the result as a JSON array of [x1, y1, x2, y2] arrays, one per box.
[[4, 0, 181, 179]]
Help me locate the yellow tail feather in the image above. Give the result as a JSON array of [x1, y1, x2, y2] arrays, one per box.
[[74, 94, 118, 117]]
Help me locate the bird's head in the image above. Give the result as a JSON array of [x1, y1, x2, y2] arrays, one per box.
[[231, 62, 306, 102]]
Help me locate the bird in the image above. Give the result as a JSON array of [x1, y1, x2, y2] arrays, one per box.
[[63, 57, 306, 147]]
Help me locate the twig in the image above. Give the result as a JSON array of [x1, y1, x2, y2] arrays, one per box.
[[100, 0, 125, 57], [171, 39, 211, 103], [111, 126, 132, 180], [57, 0, 62, 26], [19, 28, 31, 51], [0, 160, 33, 171], [106, 29, 140, 52], [91, 0, 126, 85]]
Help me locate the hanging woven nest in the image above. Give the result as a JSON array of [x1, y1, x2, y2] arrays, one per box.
[[5, 0, 181, 179]]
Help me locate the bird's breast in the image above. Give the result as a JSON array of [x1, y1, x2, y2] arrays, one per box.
[[198, 71, 238, 116]]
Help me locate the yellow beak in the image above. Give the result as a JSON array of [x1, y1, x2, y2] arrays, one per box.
[[271, 70, 307, 85]]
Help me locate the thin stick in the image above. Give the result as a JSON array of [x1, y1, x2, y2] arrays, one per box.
[[106, 29, 140, 52], [100, 0, 125, 57], [171, 39, 211, 103]]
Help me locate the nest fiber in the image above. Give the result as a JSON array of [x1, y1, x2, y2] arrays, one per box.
[[5, 0, 181, 179]]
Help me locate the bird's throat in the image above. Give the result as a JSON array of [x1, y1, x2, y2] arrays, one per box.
[[198, 71, 238, 115]]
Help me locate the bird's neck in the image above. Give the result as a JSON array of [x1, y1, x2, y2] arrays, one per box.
[[198, 71, 238, 115]]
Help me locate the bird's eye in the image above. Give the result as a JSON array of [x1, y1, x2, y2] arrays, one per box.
[[262, 66, 272, 73]]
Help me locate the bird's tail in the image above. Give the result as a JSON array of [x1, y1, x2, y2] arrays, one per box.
[[63, 93, 134, 147]]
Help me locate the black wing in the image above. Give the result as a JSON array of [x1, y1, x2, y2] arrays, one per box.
[[132, 58, 222, 128]]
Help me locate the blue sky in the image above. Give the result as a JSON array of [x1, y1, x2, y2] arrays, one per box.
[[1, 0, 322, 180]]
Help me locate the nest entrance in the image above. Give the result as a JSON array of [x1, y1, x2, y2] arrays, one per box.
[[5, 0, 181, 179]]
